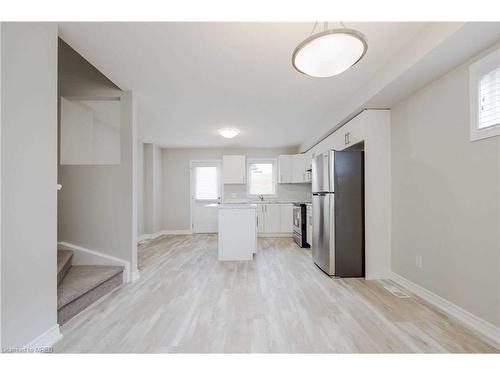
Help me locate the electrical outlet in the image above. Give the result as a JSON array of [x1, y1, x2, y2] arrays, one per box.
[[416, 255, 423, 269]]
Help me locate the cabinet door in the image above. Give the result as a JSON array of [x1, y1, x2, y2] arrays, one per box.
[[256, 204, 265, 233], [264, 204, 281, 233], [292, 154, 310, 183], [223, 155, 246, 184], [280, 204, 294, 233], [291, 154, 301, 183], [278, 155, 293, 183], [339, 118, 364, 150]]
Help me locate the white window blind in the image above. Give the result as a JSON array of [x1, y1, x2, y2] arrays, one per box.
[[248, 161, 276, 195], [479, 65, 500, 129], [195, 166, 218, 200]]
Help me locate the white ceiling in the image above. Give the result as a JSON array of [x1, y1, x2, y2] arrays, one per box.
[[58, 22, 429, 149]]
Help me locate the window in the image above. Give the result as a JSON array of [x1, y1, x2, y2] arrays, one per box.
[[469, 48, 500, 141], [247, 159, 277, 196], [194, 166, 219, 200]]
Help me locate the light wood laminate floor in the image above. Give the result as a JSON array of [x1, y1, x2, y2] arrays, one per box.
[[54, 235, 499, 353]]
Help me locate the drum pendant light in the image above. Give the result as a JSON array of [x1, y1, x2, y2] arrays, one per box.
[[292, 22, 368, 78]]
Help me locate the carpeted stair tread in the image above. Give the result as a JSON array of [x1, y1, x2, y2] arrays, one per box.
[[57, 265, 123, 309], [57, 249, 73, 286]]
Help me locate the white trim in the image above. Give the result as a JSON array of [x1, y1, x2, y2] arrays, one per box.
[[190, 159, 222, 234], [163, 230, 192, 235], [469, 46, 500, 141], [138, 230, 165, 242], [390, 272, 500, 347], [138, 229, 193, 243], [246, 158, 278, 198], [130, 269, 140, 282], [58, 241, 137, 283], [257, 233, 293, 238], [24, 324, 62, 350]]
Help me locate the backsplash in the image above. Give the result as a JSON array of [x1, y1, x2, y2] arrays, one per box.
[[223, 183, 311, 202]]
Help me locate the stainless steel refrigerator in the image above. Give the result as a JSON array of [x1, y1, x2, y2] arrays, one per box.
[[311, 148, 365, 277]]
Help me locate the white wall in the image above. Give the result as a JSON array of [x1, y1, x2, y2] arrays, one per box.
[[57, 40, 138, 277], [162, 147, 311, 231], [142, 143, 163, 235], [391, 45, 500, 328], [1, 23, 59, 348]]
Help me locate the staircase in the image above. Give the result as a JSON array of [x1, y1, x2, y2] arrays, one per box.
[[57, 248, 124, 325]]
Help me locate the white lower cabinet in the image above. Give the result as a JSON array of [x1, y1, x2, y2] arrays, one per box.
[[264, 204, 281, 233], [280, 204, 293, 232], [256, 204, 265, 234], [255, 203, 294, 235]]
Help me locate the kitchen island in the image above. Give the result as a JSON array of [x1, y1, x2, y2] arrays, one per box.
[[217, 204, 257, 261]]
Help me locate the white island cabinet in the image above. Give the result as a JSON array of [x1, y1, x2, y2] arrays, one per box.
[[218, 204, 257, 261]]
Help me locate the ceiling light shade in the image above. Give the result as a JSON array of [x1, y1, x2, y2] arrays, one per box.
[[292, 28, 368, 78], [218, 127, 240, 139]]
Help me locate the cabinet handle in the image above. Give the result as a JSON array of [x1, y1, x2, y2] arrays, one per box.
[[345, 132, 350, 145]]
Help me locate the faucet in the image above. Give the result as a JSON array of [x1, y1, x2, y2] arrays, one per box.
[[258, 194, 264, 202]]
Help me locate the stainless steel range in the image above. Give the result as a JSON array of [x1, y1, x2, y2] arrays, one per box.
[[293, 203, 310, 248]]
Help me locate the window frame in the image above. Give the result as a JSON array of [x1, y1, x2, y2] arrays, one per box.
[[191, 161, 221, 202], [469, 47, 500, 141], [246, 158, 278, 198]]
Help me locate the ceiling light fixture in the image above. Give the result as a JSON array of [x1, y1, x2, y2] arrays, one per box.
[[218, 127, 240, 139], [292, 22, 368, 78]]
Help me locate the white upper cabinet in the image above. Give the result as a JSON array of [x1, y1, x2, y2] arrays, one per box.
[[319, 114, 366, 151], [279, 153, 311, 183], [222, 155, 246, 184], [292, 153, 311, 183], [278, 155, 293, 183], [339, 117, 364, 149]]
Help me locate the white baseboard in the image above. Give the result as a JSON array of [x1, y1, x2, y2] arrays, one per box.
[[163, 229, 192, 235], [58, 241, 136, 284], [130, 268, 140, 282], [24, 324, 62, 350], [390, 272, 500, 347], [138, 231, 164, 242], [138, 230, 192, 243], [258, 233, 293, 238]]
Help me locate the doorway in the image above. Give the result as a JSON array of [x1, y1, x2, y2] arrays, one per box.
[[190, 160, 222, 233]]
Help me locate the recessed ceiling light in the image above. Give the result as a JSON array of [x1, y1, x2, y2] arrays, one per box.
[[218, 127, 240, 139], [292, 22, 367, 78]]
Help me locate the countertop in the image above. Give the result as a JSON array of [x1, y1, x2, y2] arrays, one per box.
[[222, 200, 312, 205], [205, 203, 257, 209]]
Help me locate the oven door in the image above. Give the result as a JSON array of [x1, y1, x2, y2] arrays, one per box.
[[293, 205, 302, 233]]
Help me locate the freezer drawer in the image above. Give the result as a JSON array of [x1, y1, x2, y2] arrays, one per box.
[[311, 150, 335, 193]]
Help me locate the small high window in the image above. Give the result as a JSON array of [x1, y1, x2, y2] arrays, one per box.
[[469, 48, 500, 141]]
